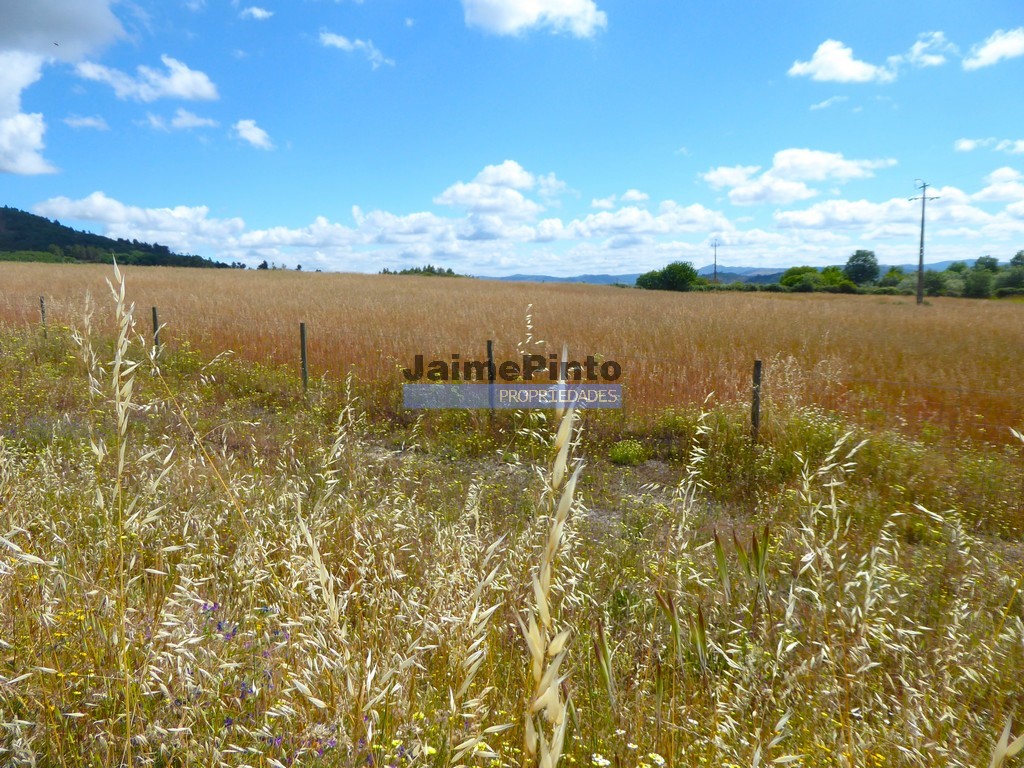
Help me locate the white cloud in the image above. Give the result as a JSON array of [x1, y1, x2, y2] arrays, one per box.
[[461, 0, 606, 38], [537, 171, 567, 198], [963, 27, 1024, 70], [320, 32, 394, 68], [474, 159, 535, 189], [620, 189, 649, 203], [34, 191, 246, 252], [171, 108, 218, 129], [232, 119, 273, 149], [996, 139, 1024, 155], [0, 51, 54, 174], [955, 137, 990, 152], [64, 114, 109, 130], [76, 55, 219, 102], [726, 177, 817, 206], [769, 148, 895, 181], [902, 31, 957, 68], [703, 164, 761, 190], [0, 0, 123, 60], [0, 2, 122, 173], [809, 95, 847, 111], [774, 198, 917, 230], [955, 137, 1024, 155], [240, 7, 273, 20], [148, 108, 218, 131], [591, 196, 616, 210], [703, 149, 894, 206], [0, 112, 54, 174], [972, 167, 1024, 202], [434, 161, 548, 221], [788, 39, 896, 83]]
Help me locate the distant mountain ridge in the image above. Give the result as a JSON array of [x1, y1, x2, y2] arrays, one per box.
[[482, 261, 988, 286], [0, 206, 230, 268]]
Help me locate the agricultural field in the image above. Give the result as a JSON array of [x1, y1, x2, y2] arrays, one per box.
[[1, 262, 1024, 767]]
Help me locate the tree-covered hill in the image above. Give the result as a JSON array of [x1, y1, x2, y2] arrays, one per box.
[[0, 206, 233, 268]]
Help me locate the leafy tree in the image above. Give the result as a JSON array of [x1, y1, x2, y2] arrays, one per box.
[[974, 255, 999, 272], [843, 250, 879, 285], [996, 266, 1024, 290], [1010, 250, 1024, 268], [819, 266, 845, 285], [822, 266, 856, 291], [923, 270, 947, 297], [779, 266, 819, 288], [879, 266, 904, 287], [257, 260, 269, 270], [963, 269, 993, 298], [660, 261, 700, 291], [635, 261, 701, 292], [947, 261, 969, 274], [792, 272, 821, 292]]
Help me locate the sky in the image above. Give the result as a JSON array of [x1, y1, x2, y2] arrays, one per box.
[[2, 0, 1024, 276]]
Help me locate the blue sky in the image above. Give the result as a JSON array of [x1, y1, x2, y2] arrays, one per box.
[[2, 0, 1023, 275]]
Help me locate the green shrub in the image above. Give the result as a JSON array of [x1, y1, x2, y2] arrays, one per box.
[[609, 438, 647, 465]]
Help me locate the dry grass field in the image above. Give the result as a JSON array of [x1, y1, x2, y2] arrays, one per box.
[[2, 263, 1024, 767], [1, 262, 1022, 441]]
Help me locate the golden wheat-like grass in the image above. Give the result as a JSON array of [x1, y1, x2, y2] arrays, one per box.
[[1, 262, 1022, 439]]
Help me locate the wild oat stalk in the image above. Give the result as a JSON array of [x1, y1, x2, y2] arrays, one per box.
[[520, 405, 582, 768]]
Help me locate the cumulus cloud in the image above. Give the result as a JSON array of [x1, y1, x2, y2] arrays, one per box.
[[0, 0, 123, 61], [769, 148, 895, 181], [0, 2, 125, 173], [790, 33, 957, 85], [774, 198, 917, 230], [434, 160, 550, 221], [320, 32, 394, 68], [788, 40, 897, 83], [620, 189, 649, 203], [34, 191, 246, 252], [240, 7, 273, 20], [461, 0, 607, 38], [76, 55, 219, 102], [703, 149, 895, 206], [963, 27, 1024, 70], [0, 52, 54, 174], [972, 167, 1024, 202], [232, 119, 273, 149]]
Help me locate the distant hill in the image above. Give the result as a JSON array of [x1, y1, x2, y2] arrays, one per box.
[[483, 273, 642, 285], [0, 206, 231, 268]]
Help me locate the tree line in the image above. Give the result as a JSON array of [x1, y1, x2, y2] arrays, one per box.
[[636, 249, 1024, 299]]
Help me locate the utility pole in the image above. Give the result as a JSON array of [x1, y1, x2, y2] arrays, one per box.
[[909, 180, 940, 306], [710, 237, 726, 284]]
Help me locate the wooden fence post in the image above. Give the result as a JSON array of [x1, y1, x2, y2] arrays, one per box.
[[486, 339, 496, 417], [39, 296, 46, 338], [300, 322, 309, 393], [751, 359, 763, 444], [152, 306, 160, 351]]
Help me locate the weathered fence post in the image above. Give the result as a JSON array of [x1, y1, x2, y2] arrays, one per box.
[[39, 296, 46, 338], [751, 359, 763, 444], [300, 322, 309, 393], [152, 306, 160, 351], [486, 339, 496, 418]]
